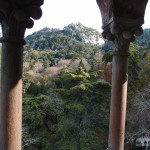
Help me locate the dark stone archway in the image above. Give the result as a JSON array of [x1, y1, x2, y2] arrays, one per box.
[[0, 0, 149, 150]]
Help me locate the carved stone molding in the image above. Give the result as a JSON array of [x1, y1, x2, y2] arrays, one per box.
[[101, 18, 144, 52], [97, 0, 148, 52], [0, 0, 43, 44]]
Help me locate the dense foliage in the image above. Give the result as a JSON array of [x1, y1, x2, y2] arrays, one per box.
[[22, 23, 112, 149], [22, 24, 150, 149], [25, 23, 103, 64], [135, 28, 150, 49], [23, 67, 111, 149]]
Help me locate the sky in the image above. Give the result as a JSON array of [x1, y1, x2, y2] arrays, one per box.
[[25, 0, 150, 36]]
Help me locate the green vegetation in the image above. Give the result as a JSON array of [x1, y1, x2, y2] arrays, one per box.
[[25, 23, 103, 64], [22, 24, 150, 149], [23, 67, 111, 149]]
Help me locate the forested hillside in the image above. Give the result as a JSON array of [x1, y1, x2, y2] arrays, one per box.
[[23, 23, 110, 149], [135, 28, 150, 49], [25, 23, 103, 63], [22, 24, 150, 150]]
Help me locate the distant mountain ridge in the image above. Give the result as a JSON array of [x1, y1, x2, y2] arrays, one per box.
[[25, 23, 104, 50]]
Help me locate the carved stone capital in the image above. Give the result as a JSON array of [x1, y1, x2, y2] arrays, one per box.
[[0, 0, 43, 44], [101, 18, 143, 51], [97, 0, 148, 52]]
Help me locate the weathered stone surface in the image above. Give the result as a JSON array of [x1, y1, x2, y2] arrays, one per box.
[[97, 0, 148, 44], [0, 0, 44, 150]]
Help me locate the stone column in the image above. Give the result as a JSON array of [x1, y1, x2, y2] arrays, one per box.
[[109, 36, 130, 150], [96, 0, 148, 149], [0, 1, 43, 149], [0, 38, 25, 150], [102, 24, 143, 150]]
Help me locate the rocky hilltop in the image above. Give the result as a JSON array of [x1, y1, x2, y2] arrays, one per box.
[[25, 23, 104, 50]]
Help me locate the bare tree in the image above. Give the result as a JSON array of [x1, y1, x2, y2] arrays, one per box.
[[125, 84, 150, 148]]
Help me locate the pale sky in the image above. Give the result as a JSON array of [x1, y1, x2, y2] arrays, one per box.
[[25, 0, 150, 36]]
